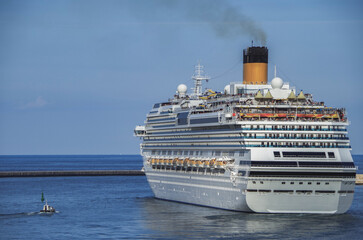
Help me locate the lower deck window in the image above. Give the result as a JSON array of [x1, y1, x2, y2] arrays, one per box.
[[274, 190, 293, 193], [274, 151, 281, 157], [259, 190, 271, 193], [247, 189, 258, 192], [296, 190, 312, 194], [315, 190, 335, 194]]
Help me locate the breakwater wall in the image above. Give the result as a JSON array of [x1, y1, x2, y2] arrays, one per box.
[[0, 170, 145, 178], [356, 174, 363, 185]]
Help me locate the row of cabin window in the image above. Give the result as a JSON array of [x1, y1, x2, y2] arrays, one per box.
[[250, 133, 347, 138], [252, 181, 354, 185], [151, 150, 246, 157], [245, 124, 344, 131], [253, 181, 329, 185], [261, 142, 342, 147]]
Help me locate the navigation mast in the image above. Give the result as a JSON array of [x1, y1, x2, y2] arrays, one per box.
[[192, 62, 210, 97]]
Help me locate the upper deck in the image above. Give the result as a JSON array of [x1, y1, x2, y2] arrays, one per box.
[[147, 91, 347, 125], [141, 58, 348, 133]]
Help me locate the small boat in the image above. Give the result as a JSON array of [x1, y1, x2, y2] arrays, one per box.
[[40, 200, 55, 213], [40, 192, 55, 213]]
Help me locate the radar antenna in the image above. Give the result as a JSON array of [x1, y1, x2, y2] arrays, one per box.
[[192, 62, 210, 97]]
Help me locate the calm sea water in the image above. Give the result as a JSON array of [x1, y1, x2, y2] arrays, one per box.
[[0, 155, 362, 239]]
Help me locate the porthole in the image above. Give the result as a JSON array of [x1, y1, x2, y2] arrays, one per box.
[[317, 182, 321, 185], [290, 182, 294, 185], [282, 182, 286, 185], [299, 182, 303, 185]]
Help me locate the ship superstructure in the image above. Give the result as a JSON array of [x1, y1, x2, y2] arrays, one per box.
[[134, 46, 356, 214]]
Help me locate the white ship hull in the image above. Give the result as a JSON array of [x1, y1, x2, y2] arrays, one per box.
[[143, 148, 355, 214], [145, 171, 355, 213], [145, 167, 251, 212]]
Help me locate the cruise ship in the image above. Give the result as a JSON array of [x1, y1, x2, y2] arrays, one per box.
[[134, 46, 356, 214]]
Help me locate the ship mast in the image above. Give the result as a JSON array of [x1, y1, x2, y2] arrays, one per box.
[[192, 62, 210, 97]]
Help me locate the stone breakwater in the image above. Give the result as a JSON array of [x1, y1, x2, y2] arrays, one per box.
[[356, 174, 363, 185], [0, 170, 145, 177]]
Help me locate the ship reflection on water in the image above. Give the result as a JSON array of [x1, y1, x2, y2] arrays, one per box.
[[138, 195, 362, 239]]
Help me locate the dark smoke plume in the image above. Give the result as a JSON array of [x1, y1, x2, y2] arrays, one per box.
[[129, 0, 267, 44], [170, 0, 267, 45]]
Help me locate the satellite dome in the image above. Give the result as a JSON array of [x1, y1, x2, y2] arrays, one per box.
[[177, 84, 187, 94], [271, 77, 283, 89]]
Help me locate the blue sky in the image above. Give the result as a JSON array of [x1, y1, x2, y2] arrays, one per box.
[[0, 0, 362, 155]]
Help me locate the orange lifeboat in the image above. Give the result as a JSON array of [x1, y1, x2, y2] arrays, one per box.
[[260, 113, 274, 118], [210, 158, 216, 166]]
